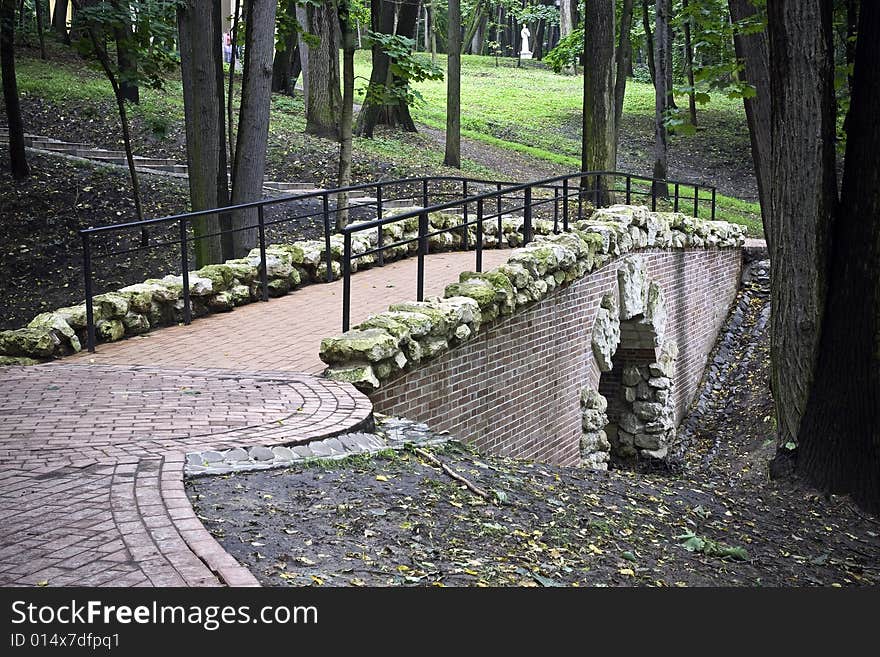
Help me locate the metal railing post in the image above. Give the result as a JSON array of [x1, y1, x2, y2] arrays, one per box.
[[674, 183, 680, 212], [81, 232, 96, 353], [258, 205, 269, 301], [523, 186, 533, 244], [476, 198, 484, 272], [422, 178, 429, 209], [322, 193, 333, 283], [711, 188, 717, 220], [462, 180, 469, 250], [342, 232, 352, 332], [651, 182, 658, 212], [593, 173, 600, 207], [553, 186, 559, 233], [376, 185, 384, 266], [694, 187, 699, 217], [417, 211, 428, 301], [625, 175, 632, 204], [179, 217, 191, 325], [563, 178, 570, 230]]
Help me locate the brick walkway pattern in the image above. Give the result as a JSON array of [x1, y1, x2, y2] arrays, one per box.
[[70, 249, 511, 373], [0, 365, 372, 586]]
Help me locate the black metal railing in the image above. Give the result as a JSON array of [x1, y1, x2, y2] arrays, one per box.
[[338, 170, 716, 331], [78, 171, 716, 351]]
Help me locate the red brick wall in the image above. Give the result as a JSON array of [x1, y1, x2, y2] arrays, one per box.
[[370, 248, 742, 466]]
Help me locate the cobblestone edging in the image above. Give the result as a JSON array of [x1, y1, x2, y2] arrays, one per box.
[[184, 416, 449, 477]]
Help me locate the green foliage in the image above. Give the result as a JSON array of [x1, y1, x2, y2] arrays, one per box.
[[677, 532, 749, 561], [544, 28, 582, 74], [362, 31, 443, 108]]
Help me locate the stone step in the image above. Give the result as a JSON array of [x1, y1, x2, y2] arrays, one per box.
[[264, 181, 319, 191]]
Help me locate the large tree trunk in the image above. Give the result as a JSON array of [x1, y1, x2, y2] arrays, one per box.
[[1, 0, 28, 179], [642, 0, 656, 86], [52, 0, 69, 44], [112, 0, 138, 104], [336, 3, 355, 230], [795, 1, 880, 513], [229, 0, 276, 258], [665, 0, 676, 109], [444, 0, 460, 168], [305, 0, 341, 139], [651, 0, 669, 196], [682, 0, 696, 125], [728, 0, 771, 235], [614, 0, 634, 146], [765, 0, 837, 471], [177, 0, 229, 266], [271, 0, 301, 95], [355, 0, 417, 137], [582, 0, 616, 205]]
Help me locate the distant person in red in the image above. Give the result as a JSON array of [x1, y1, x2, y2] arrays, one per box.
[[223, 31, 233, 63]]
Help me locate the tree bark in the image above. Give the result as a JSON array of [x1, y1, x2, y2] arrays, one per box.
[[1, 0, 28, 179], [651, 0, 669, 196], [444, 0, 460, 168], [177, 0, 229, 266], [614, 0, 634, 144], [52, 0, 69, 43], [305, 0, 341, 139], [426, 0, 436, 64], [642, 0, 656, 86], [272, 0, 301, 94], [229, 0, 276, 258], [336, 2, 355, 230], [227, 0, 240, 168], [682, 0, 696, 125], [665, 0, 676, 109], [795, 1, 880, 513], [112, 0, 138, 104], [582, 0, 616, 205], [728, 0, 771, 235], [461, 0, 484, 55], [34, 0, 46, 58], [533, 18, 544, 60], [765, 0, 837, 467]]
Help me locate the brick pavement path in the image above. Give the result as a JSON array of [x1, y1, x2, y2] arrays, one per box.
[[0, 365, 372, 587], [69, 249, 511, 373]]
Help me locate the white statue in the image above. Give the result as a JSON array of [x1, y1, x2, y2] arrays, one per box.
[[520, 25, 532, 59]]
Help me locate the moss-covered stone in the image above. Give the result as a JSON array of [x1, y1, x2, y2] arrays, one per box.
[[0, 328, 60, 357], [230, 285, 252, 306], [224, 258, 260, 284], [267, 278, 290, 297], [0, 355, 42, 366], [93, 292, 130, 319], [28, 312, 76, 341], [207, 291, 235, 312], [55, 304, 88, 330], [377, 310, 434, 337], [357, 314, 412, 340], [324, 363, 381, 392], [116, 283, 158, 313], [122, 312, 151, 335], [96, 319, 124, 342], [444, 280, 497, 309], [195, 264, 235, 291], [320, 329, 400, 364]]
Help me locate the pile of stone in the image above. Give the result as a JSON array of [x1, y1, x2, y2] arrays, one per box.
[[0, 208, 552, 365], [321, 205, 745, 392], [580, 389, 612, 470]]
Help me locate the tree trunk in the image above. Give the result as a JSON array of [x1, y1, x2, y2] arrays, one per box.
[[427, 0, 436, 64], [355, 0, 417, 137], [336, 3, 355, 230], [665, 0, 676, 109], [177, 0, 229, 266], [614, 0, 634, 143], [52, 0, 69, 44], [682, 0, 696, 125], [112, 1, 138, 104], [272, 0, 301, 94], [229, 0, 276, 258], [642, 0, 656, 86], [305, 0, 341, 139], [227, 0, 241, 168], [728, 0, 771, 234], [444, 0, 460, 168], [560, 0, 576, 73], [651, 0, 669, 196], [461, 0, 483, 55], [765, 0, 837, 470], [533, 18, 544, 60], [582, 0, 616, 205], [34, 0, 46, 58], [1, 0, 28, 179], [795, 0, 880, 513]]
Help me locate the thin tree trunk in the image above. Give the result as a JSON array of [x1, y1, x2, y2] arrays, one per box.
[[461, 0, 483, 55], [582, 0, 616, 205], [614, 0, 634, 144], [427, 0, 435, 64], [113, 0, 138, 104], [682, 0, 696, 125], [728, 0, 771, 234], [272, 0, 300, 94], [796, 0, 880, 513], [444, 0, 460, 167], [34, 0, 46, 58], [652, 0, 669, 197], [1, 0, 28, 179], [177, 0, 228, 266], [227, 0, 241, 171], [765, 0, 837, 470], [665, 0, 676, 109], [533, 18, 544, 60], [229, 0, 276, 258], [52, 0, 69, 43], [336, 2, 355, 230], [305, 0, 341, 139], [642, 0, 656, 86]]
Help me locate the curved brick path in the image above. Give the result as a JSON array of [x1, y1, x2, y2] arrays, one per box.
[[0, 365, 371, 587]]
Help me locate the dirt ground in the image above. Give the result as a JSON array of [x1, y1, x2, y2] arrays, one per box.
[[188, 277, 880, 587]]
